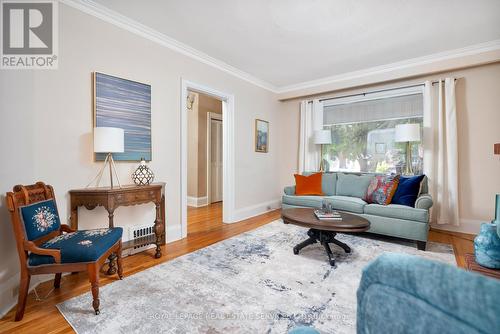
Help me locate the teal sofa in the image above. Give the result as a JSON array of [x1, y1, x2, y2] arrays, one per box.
[[357, 253, 500, 334], [282, 172, 433, 249], [289, 253, 500, 334]]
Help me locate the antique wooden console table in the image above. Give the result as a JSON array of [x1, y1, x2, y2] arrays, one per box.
[[69, 183, 165, 274]]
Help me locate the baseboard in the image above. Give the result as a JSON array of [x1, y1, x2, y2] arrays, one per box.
[[231, 199, 281, 223], [166, 223, 182, 242], [187, 196, 208, 207], [431, 218, 483, 235]]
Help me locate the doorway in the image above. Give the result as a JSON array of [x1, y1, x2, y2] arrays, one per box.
[[181, 79, 235, 239], [208, 112, 223, 204]]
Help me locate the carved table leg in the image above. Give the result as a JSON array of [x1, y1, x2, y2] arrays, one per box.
[[292, 229, 353, 267], [106, 208, 117, 274], [116, 241, 123, 280], [293, 237, 316, 255], [70, 205, 78, 230], [107, 253, 117, 275], [154, 203, 163, 258], [107, 209, 115, 228]]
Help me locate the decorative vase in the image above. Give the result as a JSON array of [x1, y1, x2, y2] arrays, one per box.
[[474, 222, 500, 269], [495, 194, 500, 239], [131, 158, 154, 186]]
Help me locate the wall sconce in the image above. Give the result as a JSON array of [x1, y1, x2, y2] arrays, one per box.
[[187, 93, 196, 110]]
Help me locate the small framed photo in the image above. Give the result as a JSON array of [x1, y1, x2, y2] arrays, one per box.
[[255, 119, 269, 153]]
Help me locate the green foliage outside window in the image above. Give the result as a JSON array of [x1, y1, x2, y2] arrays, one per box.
[[324, 117, 423, 174]]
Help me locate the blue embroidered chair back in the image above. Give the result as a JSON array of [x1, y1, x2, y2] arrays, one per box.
[[6, 182, 60, 244], [19, 199, 61, 241]]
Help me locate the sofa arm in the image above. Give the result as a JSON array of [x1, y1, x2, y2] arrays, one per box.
[[357, 253, 500, 334], [284, 186, 295, 195], [415, 194, 433, 210]]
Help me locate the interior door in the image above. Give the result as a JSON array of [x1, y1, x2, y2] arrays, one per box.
[[210, 119, 223, 203]]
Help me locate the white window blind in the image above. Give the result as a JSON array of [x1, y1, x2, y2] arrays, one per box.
[[323, 90, 423, 126]]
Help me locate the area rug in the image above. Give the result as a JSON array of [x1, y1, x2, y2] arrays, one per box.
[[57, 220, 455, 334]]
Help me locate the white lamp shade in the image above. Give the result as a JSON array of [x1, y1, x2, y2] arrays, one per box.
[[394, 124, 421, 142], [313, 130, 332, 145], [93, 127, 124, 153]]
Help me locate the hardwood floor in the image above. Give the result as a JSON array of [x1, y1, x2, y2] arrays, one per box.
[[187, 202, 223, 234], [0, 204, 474, 334]]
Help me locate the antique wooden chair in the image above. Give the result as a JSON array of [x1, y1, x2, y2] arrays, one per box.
[[6, 182, 123, 321]]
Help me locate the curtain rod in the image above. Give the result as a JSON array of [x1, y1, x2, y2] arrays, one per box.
[[318, 78, 459, 103]]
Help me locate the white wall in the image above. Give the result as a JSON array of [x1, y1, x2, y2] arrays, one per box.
[[0, 4, 282, 316], [277, 62, 500, 234]]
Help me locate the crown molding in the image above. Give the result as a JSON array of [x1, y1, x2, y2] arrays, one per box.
[[277, 39, 500, 99], [60, 1, 500, 98], [60, 0, 279, 92]]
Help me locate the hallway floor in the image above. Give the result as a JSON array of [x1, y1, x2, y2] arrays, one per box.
[[187, 202, 223, 235]]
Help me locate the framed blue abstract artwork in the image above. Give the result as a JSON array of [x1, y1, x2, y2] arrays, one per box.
[[93, 72, 151, 161]]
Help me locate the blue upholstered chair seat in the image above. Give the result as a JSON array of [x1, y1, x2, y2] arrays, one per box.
[[28, 227, 123, 266]]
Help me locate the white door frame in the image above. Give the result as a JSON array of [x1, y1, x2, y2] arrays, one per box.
[[180, 79, 235, 238], [207, 112, 223, 204]]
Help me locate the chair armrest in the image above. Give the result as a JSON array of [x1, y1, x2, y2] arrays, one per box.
[[23, 240, 61, 263], [415, 194, 433, 210], [60, 224, 76, 233], [357, 253, 500, 334], [284, 186, 296, 195]]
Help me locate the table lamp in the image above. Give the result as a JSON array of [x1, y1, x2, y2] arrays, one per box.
[[395, 124, 420, 175], [314, 129, 332, 172], [87, 127, 124, 188]]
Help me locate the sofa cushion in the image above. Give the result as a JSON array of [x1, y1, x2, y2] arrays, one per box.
[[327, 196, 367, 214], [303, 172, 336, 196], [364, 204, 428, 223], [294, 172, 323, 195], [336, 173, 373, 198], [282, 195, 324, 208]]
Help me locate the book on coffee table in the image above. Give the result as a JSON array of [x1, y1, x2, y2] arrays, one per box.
[[314, 209, 342, 221]]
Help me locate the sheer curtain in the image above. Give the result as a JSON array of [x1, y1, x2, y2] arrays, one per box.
[[423, 78, 459, 226], [298, 99, 323, 173]]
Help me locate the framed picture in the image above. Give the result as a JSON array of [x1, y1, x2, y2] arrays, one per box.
[[93, 72, 152, 161], [255, 119, 269, 153]]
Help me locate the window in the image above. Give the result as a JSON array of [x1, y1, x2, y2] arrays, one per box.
[[322, 89, 424, 174]]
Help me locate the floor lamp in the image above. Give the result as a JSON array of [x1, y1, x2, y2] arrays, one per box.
[[395, 124, 421, 175], [314, 130, 332, 172], [87, 127, 124, 188]]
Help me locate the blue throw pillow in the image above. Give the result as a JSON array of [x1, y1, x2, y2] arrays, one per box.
[[19, 199, 61, 241], [391, 175, 425, 207]]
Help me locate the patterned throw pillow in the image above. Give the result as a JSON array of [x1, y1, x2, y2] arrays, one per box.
[[19, 199, 61, 241], [365, 175, 400, 205]]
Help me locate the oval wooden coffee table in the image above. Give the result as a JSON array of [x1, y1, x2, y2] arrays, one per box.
[[282, 208, 370, 266]]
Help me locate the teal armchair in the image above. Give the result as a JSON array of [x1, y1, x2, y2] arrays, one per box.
[[357, 253, 500, 334]]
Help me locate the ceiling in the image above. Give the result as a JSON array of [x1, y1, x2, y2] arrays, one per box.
[[92, 0, 500, 89]]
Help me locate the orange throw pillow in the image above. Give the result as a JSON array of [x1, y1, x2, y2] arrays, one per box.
[[294, 173, 323, 196]]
